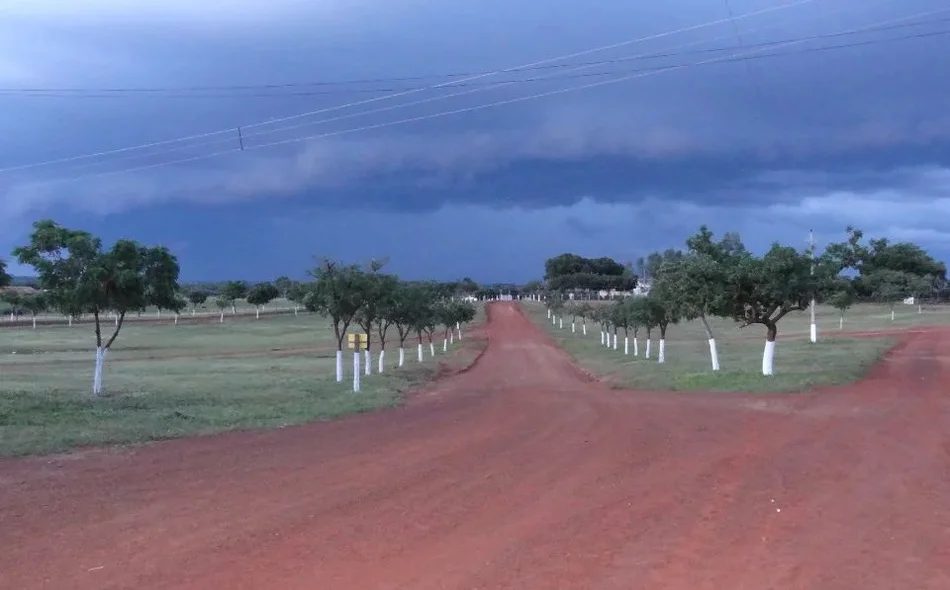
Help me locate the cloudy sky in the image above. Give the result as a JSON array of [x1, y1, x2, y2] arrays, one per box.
[[1, 0, 949, 282]]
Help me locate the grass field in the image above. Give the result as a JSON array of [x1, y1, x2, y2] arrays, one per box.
[[524, 301, 950, 393], [0, 307, 485, 456]]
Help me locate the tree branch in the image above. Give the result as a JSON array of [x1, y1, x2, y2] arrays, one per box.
[[104, 311, 126, 349]]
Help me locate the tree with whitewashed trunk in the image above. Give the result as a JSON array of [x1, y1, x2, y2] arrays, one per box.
[[1, 291, 22, 322], [304, 260, 368, 383], [14, 220, 180, 396], [274, 276, 294, 300], [826, 280, 855, 330], [188, 290, 208, 316], [214, 297, 229, 322], [609, 301, 632, 355], [220, 281, 248, 315], [723, 245, 819, 377], [246, 282, 279, 320], [646, 293, 680, 364], [169, 295, 187, 325], [453, 300, 476, 340], [388, 282, 428, 368], [20, 293, 48, 329], [627, 297, 657, 360], [865, 270, 931, 322], [355, 266, 398, 376], [287, 281, 307, 316]]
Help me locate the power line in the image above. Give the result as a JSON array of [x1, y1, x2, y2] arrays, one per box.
[[4, 16, 947, 100], [37, 8, 950, 185], [0, 0, 817, 174]]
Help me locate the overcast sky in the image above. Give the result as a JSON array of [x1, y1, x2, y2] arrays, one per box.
[[1, 0, 949, 282]]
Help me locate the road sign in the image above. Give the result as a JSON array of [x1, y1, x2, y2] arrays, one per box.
[[347, 333, 369, 350]]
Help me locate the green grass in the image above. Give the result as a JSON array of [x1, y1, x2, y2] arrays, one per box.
[[0, 307, 486, 457], [524, 302, 950, 393]]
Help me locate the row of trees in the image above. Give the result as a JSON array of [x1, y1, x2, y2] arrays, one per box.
[[303, 260, 477, 383], [543, 226, 946, 376]]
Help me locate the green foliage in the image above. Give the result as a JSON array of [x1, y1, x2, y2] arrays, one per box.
[[220, 281, 248, 302], [0, 259, 10, 288], [864, 270, 932, 308], [19, 293, 48, 317], [544, 253, 636, 291], [14, 219, 180, 348], [188, 290, 209, 306], [826, 280, 856, 313], [305, 260, 369, 348], [387, 282, 434, 345], [246, 282, 280, 307], [274, 276, 294, 298]]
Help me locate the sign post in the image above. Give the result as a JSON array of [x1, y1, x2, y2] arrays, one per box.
[[347, 333, 369, 392]]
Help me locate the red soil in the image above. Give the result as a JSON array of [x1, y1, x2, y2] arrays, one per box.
[[2, 302, 949, 589]]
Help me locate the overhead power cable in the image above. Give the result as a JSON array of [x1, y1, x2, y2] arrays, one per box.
[[36, 7, 950, 185], [1, 14, 946, 99], [0, 0, 816, 174]]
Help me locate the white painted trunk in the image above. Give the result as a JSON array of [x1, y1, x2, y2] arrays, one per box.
[[68, 316, 73, 327], [612, 333, 618, 350], [256, 307, 260, 320], [633, 338, 639, 356], [219, 311, 224, 323], [32, 316, 37, 329], [624, 337, 629, 355], [571, 322, 576, 333], [429, 342, 435, 357], [294, 306, 299, 316], [559, 318, 563, 329], [809, 323, 817, 344], [335, 350, 344, 382], [92, 347, 107, 396], [353, 352, 361, 392], [417, 343, 423, 362], [839, 315, 844, 330], [762, 340, 776, 376], [891, 309, 895, 321], [157, 309, 161, 319], [645, 339, 652, 359], [114, 315, 118, 327], [582, 323, 587, 336], [457, 327, 463, 340], [175, 314, 179, 325], [708, 338, 720, 371], [658, 339, 666, 364], [378, 350, 385, 374], [449, 332, 454, 344], [192, 308, 196, 316], [600, 331, 605, 345], [399, 347, 405, 367], [547, 309, 551, 318], [918, 304, 922, 314], [443, 338, 448, 352], [364, 350, 371, 376]]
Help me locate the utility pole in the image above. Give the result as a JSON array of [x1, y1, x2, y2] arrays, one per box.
[[809, 229, 817, 344]]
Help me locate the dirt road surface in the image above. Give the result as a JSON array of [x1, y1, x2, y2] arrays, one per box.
[[2, 302, 949, 589]]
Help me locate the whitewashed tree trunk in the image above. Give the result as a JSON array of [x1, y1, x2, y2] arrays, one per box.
[[600, 331, 605, 345], [449, 331, 454, 344], [810, 323, 817, 344], [918, 304, 922, 314], [559, 318, 563, 329], [114, 315, 118, 327], [417, 343, 424, 362], [68, 316, 73, 327], [231, 304, 236, 315], [633, 337, 639, 356], [192, 308, 196, 316], [378, 349, 385, 374], [891, 309, 895, 321], [612, 333, 618, 350], [571, 322, 576, 333], [364, 349, 371, 376], [645, 339, 652, 359], [92, 347, 107, 396], [174, 314, 179, 325], [294, 306, 299, 316], [762, 340, 776, 376], [443, 338, 448, 352], [547, 309, 551, 319], [353, 351, 361, 392], [399, 347, 405, 367], [582, 323, 587, 336], [219, 311, 224, 323], [457, 327, 463, 340], [624, 337, 629, 355], [839, 315, 844, 330], [256, 306, 260, 320], [32, 315, 37, 329], [335, 350, 344, 382], [157, 309, 161, 319], [708, 338, 720, 371], [658, 339, 666, 363], [429, 342, 435, 357]]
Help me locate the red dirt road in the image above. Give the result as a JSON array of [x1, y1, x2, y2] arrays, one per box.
[[2, 302, 950, 589]]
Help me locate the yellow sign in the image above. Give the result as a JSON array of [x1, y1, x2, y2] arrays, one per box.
[[347, 333, 369, 350]]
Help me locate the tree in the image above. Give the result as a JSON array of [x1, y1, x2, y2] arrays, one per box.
[[646, 293, 680, 364], [723, 245, 819, 376], [220, 281, 248, 314], [169, 295, 188, 325], [214, 297, 229, 322], [354, 269, 398, 375], [246, 282, 280, 319], [287, 281, 307, 316], [610, 301, 630, 353], [388, 282, 432, 367], [275, 276, 293, 299], [15, 220, 180, 395], [188, 290, 208, 316], [2, 291, 22, 321], [0, 259, 10, 288], [864, 270, 932, 321], [827, 280, 855, 329], [20, 293, 48, 329], [305, 260, 368, 382], [627, 297, 657, 359]]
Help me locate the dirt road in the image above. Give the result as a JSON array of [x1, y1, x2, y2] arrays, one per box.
[[2, 302, 949, 589]]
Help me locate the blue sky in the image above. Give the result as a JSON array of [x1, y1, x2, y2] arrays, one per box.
[[2, 0, 949, 282]]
